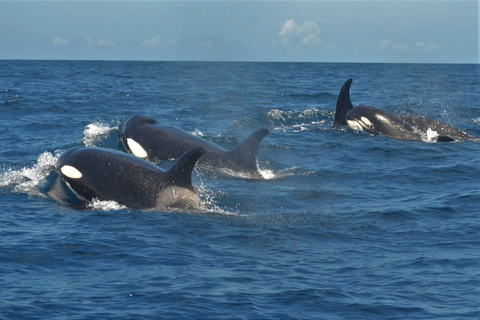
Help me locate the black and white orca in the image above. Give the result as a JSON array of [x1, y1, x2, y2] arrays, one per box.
[[118, 115, 269, 178], [49, 146, 207, 211], [334, 78, 473, 142]]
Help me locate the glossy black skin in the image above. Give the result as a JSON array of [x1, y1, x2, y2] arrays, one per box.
[[52, 146, 205, 211], [119, 115, 269, 178], [334, 78, 473, 142]]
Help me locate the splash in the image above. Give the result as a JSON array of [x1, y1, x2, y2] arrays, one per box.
[[426, 127, 439, 142], [83, 121, 115, 147], [0, 151, 61, 198], [87, 198, 127, 211], [194, 170, 238, 215], [190, 128, 205, 137], [259, 168, 276, 180]]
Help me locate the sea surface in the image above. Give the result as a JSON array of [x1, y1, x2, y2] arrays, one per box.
[[1, 60, 479, 319]]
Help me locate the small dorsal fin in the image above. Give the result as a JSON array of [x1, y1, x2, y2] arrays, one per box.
[[167, 147, 204, 189], [334, 78, 354, 128], [230, 128, 269, 171]]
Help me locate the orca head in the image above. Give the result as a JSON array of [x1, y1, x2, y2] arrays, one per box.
[[345, 105, 381, 133], [128, 115, 158, 126], [118, 115, 159, 159], [56, 148, 94, 200]]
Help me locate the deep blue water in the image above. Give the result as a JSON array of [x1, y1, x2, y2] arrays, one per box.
[[1, 60, 479, 319]]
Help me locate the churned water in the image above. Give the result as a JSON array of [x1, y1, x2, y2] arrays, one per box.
[[1, 61, 479, 319]]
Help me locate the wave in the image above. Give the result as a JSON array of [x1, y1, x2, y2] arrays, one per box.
[[82, 120, 122, 149], [232, 107, 332, 133], [0, 151, 61, 198], [266, 108, 331, 132]]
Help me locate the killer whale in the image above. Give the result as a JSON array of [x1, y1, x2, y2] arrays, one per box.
[[334, 78, 473, 142], [48, 146, 207, 211], [118, 115, 269, 179]]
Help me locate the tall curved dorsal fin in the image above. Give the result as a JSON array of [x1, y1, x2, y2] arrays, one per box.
[[167, 147, 204, 189], [334, 78, 354, 128], [230, 128, 269, 172]]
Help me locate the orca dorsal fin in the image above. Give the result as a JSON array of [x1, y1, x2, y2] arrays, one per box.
[[334, 78, 354, 128], [230, 128, 269, 172], [167, 147, 204, 189]]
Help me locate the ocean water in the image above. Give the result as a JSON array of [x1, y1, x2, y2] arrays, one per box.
[[1, 60, 479, 319]]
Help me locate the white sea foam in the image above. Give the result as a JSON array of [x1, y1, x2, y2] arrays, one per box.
[[190, 128, 205, 137], [87, 198, 127, 211], [83, 121, 115, 147], [267, 108, 327, 133], [259, 168, 276, 180], [194, 171, 237, 215], [0, 151, 61, 197], [426, 127, 439, 142]]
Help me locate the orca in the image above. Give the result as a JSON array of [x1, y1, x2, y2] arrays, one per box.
[[118, 115, 269, 179], [49, 146, 207, 211], [334, 78, 473, 142]]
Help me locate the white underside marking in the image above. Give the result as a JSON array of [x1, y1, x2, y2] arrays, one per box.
[[347, 120, 364, 131], [375, 114, 390, 124], [61, 165, 83, 179], [361, 117, 372, 126], [127, 138, 148, 159]]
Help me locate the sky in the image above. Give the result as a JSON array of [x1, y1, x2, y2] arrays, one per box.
[[1, 1, 478, 63]]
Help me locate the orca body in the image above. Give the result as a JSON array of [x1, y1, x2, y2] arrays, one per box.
[[334, 78, 472, 142], [118, 115, 269, 179], [51, 146, 207, 211]]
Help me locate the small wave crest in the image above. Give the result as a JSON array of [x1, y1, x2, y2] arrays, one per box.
[[0, 151, 61, 197], [83, 120, 118, 147], [267, 108, 329, 132]]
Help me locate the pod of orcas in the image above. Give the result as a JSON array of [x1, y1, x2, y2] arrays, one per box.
[[48, 78, 475, 212]]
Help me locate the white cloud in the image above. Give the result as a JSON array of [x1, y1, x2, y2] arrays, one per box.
[[278, 19, 321, 46], [279, 19, 299, 37], [416, 42, 440, 50], [199, 40, 213, 49], [379, 38, 392, 48], [142, 36, 161, 48], [52, 37, 69, 47], [87, 37, 115, 47], [142, 36, 177, 48], [301, 33, 321, 46], [97, 38, 115, 46]]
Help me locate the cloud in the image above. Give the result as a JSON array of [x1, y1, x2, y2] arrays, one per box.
[[87, 37, 115, 47], [141, 36, 177, 48], [380, 39, 441, 53], [142, 36, 161, 48], [379, 38, 392, 48], [52, 37, 69, 47], [278, 19, 321, 46], [301, 33, 321, 46], [279, 19, 298, 37], [199, 40, 213, 49]]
